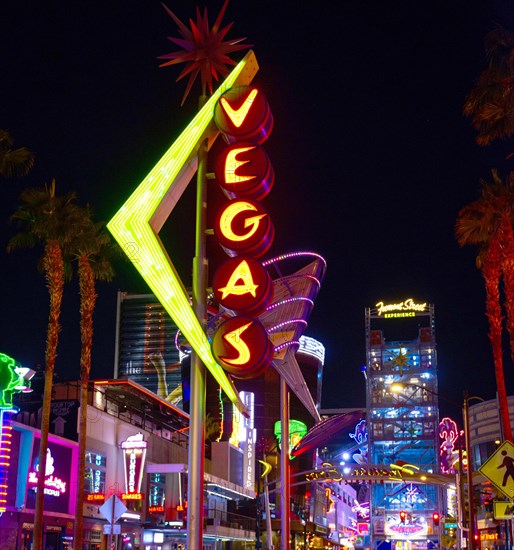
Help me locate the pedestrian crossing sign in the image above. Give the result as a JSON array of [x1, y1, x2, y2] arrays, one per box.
[[479, 440, 514, 499], [493, 501, 514, 520]]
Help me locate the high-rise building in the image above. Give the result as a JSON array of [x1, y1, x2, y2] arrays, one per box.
[[114, 292, 184, 408], [364, 299, 442, 549]]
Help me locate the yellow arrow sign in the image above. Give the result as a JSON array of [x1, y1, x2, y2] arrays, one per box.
[[107, 51, 258, 414], [478, 440, 514, 499]]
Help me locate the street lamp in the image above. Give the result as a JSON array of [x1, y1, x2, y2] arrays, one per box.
[[391, 382, 484, 550]]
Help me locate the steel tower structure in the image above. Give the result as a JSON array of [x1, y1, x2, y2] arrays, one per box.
[[365, 300, 442, 549]]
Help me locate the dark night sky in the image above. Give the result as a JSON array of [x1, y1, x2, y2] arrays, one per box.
[[2, 0, 514, 418]]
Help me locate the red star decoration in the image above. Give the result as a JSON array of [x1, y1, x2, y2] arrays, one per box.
[[159, 1, 252, 106]]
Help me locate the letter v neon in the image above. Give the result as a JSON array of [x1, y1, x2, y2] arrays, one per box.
[[107, 51, 258, 414], [220, 88, 259, 127]]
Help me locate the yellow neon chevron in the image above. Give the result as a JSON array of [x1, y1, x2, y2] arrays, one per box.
[[220, 88, 258, 127], [222, 322, 252, 366], [107, 51, 258, 413]]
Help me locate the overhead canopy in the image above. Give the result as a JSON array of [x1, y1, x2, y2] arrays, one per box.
[[94, 379, 189, 433]]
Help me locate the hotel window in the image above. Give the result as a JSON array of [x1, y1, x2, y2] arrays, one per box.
[[84, 451, 107, 495]]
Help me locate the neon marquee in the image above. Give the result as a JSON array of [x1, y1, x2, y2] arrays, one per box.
[[376, 298, 427, 316]]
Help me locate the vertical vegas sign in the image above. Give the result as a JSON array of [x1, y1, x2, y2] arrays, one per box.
[[211, 85, 275, 379]]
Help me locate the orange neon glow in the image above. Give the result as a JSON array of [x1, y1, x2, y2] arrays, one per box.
[[121, 492, 143, 501], [219, 201, 266, 242], [220, 88, 258, 127], [217, 260, 259, 299], [224, 146, 256, 184], [222, 322, 252, 365]]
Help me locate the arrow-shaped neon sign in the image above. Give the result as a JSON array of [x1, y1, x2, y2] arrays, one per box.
[[107, 51, 259, 414]]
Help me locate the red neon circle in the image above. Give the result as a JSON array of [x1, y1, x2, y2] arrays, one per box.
[[214, 86, 274, 144], [213, 257, 273, 316], [214, 198, 274, 258], [215, 142, 275, 201], [212, 316, 273, 379]]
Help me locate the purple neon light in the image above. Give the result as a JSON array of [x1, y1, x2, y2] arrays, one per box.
[[265, 296, 314, 311], [267, 319, 308, 332], [261, 251, 327, 268], [274, 340, 300, 353]]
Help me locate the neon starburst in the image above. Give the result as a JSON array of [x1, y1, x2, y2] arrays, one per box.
[[159, 0, 252, 105]]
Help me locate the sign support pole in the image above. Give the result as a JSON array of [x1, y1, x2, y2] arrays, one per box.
[[280, 378, 290, 550], [463, 392, 476, 550], [187, 96, 209, 549]]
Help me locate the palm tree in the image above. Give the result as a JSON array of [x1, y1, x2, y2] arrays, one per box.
[[0, 129, 35, 177], [67, 209, 119, 550], [455, 169, 513, 442], [463, 26, 514, 146], [7, 180, 84, 550]]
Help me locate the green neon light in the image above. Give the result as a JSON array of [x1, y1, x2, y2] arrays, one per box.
[[274, 419, 308, 458], [0, 353, 25, 410], [107, 51, 258, 411]]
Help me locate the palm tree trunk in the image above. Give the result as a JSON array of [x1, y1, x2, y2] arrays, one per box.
[[483, 241, 513, 443], [74, 255, 97, 550], [33, 241, 64, 550]]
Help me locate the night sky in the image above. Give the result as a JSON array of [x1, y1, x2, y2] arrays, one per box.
[[2, 0, 514, 419]]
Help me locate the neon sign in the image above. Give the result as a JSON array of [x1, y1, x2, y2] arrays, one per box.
[[28, 448, 67, 497], [213, 257, 272, 316], [148, 505, 165, 513], [274, 419, 308, 458], [215, 142, 274, 201], [85, 493, 105, 503], [214, 86, 273, 144], [121, 433, 147, 497], [375, 299, 427, 317], [211, 84, 275, 381], [214, 199, 273, 257], [386, 522, 427, 538], [107, 52, 259, 414], [121, 492, 143, 501], [439, 417, 461, 474], [212, 316, 273, 379]]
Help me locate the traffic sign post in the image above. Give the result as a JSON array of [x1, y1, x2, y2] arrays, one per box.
[[99, 495, 127, 550], [479, 441, 514, 499]]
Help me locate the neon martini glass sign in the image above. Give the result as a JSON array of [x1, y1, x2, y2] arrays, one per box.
[[107, 51, 259, 414], [0, 353, 32, 513]]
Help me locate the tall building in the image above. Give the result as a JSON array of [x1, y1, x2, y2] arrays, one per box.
[[365, 299, 442, 549], [114, 292, 184, 408]]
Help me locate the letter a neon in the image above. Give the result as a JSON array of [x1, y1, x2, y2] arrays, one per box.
[[220, 88, 259, 128], [218, 260, 259, 299]]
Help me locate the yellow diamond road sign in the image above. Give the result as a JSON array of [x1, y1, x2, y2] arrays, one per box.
[[493, 501, 514, 520], [478, 440, 514, 499]]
